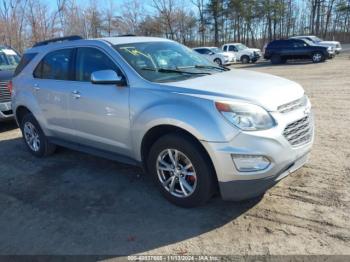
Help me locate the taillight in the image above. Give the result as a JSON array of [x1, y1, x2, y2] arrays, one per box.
[[7, 80, 12, 94]]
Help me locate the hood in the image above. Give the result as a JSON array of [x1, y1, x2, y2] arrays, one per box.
[[0, 70, 14, 81], [165, 69, 304, 111], [250, 48, 261, 52], [220, 51, 235, 57]]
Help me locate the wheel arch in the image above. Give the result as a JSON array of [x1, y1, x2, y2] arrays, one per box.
[[140, 124, 217, 182], [15, 105, 32, 127], [240, 54, 250, 63]]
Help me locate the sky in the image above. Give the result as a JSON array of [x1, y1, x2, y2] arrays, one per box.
[[46, 0, 194, 14], [47, 0, 153, 10]]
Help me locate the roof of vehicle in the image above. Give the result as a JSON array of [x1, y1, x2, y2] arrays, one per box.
[[291, 36, 317, 39], [193, 46, 219, 49], [269, 39, 295, 42], [27, 36, 173, 53], [223, 43, 244, 46], [99, 36, 173, 45]]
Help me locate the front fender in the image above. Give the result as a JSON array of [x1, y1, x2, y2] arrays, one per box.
[[130, 93, 239, 161]]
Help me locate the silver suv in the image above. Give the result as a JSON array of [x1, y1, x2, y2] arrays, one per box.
[[12, 36, 314, 207]]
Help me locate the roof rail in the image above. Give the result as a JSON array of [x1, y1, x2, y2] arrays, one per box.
[[117, 34, 137, 37], [33, 35, 83, 48]]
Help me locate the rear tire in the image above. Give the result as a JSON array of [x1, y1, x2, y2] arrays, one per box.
[[241, 55, 250, 64], [20, 113, 56, 157], [147, 134, 216, 208], [271, 55, 282, 64]]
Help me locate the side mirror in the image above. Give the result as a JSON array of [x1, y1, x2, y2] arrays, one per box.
[[209, 52, 215, 55], [91, 70, 125, 85]]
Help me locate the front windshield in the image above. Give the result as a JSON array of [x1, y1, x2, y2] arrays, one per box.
[[114, 41, 223, 83], [303, 39, 315, 46], [236, 44, 248, 51], [311, 36, 323, 42], [0, 48, 20, 71]]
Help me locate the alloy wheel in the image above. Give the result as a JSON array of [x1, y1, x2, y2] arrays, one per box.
[[156, 149, 197, 198], [23, 122, 41, 152], [313, 53, 322, 62]]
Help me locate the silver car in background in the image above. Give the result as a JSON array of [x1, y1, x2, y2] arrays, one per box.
[[193, 47, 236, 66], [12, 36, 314, 207]]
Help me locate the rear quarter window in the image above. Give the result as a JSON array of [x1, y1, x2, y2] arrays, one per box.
[[33, 49, 73, 80], [14, 53, 37, 77], [268, 41, 290, 49]]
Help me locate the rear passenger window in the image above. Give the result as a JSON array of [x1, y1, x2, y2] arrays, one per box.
[[75, 47, 119, 82], [33, 49, 73, 80], [14, 53, 37, 77]]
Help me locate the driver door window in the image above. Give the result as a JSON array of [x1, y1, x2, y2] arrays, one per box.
[[228, 46, 237, 52], [75, 47, 121, 82]]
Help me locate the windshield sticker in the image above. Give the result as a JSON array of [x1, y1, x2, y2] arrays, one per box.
[[120, 47, 150, 58]]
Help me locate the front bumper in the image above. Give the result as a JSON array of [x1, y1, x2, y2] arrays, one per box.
[[219, 152, 308, 200], [327, 51, 336, 59], [0, 101, 14, 121], [202, 107, 314, 201], [251, 52, 261, 62], [223, 57, 236, 65]]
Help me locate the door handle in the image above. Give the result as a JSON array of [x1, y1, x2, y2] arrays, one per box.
[[33, 84, 40, 91], [72, 90, 81, 99]]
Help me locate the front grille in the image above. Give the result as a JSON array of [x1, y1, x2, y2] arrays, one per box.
[[0, 81, 11, 103], [283, 115, 312, 146], [278, 96, 306, 114]]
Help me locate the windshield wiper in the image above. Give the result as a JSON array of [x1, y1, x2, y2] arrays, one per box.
[[141, 67, 211, 75], [194, 64, 230, 71]]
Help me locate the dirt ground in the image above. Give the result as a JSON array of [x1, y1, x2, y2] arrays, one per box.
[[0, 47, 349, 256]]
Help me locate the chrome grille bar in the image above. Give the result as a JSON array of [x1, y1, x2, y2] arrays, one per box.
[[278, 96, 306, 114], [283, 116, 312, 147], [0, 81, 11, 103]]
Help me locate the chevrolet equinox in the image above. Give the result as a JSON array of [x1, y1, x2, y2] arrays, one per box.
[[12, 36, 314, 207]]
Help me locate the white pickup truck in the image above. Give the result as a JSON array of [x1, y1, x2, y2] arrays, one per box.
[[222, 43, 262, 64]]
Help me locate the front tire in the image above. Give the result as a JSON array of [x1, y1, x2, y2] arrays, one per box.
[[20, 113, 56, 157], [312, 52, 325, 63], [214, 58, 222, 66], [147, 134, 216, 208], [241, 55, 250, 64]]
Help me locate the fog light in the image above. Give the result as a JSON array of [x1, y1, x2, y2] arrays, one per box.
[[232, 155, 271, 172]]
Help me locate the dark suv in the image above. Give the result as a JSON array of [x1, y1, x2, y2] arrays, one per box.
[[264, 39, 331, 64]]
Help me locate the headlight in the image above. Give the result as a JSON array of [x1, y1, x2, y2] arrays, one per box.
[[215, 101, 275, 131]]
